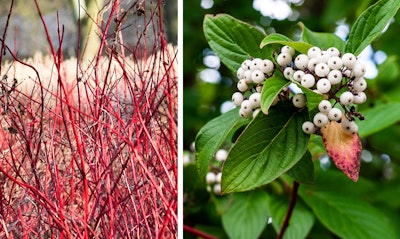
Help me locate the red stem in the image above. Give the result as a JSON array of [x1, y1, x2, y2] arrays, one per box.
[[277, 181, 300, 239], [183, 225, 219, 239]]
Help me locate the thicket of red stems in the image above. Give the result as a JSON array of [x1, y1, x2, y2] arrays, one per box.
[[0, 0, 177, 238]]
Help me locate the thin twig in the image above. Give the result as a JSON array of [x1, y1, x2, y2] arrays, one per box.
[[277, 181, 300, 239], [183, 224, 219, 239]]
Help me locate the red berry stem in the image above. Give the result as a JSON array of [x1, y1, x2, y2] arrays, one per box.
[[184, 224, 219, 239]]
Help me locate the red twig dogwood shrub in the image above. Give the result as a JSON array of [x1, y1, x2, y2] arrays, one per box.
[[0, 0, 177, 238]]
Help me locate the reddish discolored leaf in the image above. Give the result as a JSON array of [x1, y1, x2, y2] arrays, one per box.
[[320, 120, 362, 181]]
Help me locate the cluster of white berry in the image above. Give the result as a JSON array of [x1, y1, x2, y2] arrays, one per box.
[[232, 57, 277, 118], [232, 45, 367, 135], [278, 46, 367, 135], [205, 149, 227, 195]]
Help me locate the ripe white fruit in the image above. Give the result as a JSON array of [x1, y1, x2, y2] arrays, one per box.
[[232, 92, 244, 106], [302, 121, 315, 134], [292, 93, 307, 108], [340, 91, 354, 105], [213, 184, 221, 195], [307, 46, 321, 58], [301, 73, 315, 88], [237, 79, 248, 92], [283, 67, 295, 80], [239, 108, 252, 118], [260, 59, 275, 74], [281, 45, 295, 56], [342, 119, 359, 134], [215, 149, 228, 162], [277, 52, 292, 66], [342, 53, 357, 69], [293, 70, 305, 82], [237, 67, 245, 79], [215, 172, 222, 184], [251, 70, 265, 84], [241, 59, 252, 70], [327, 69, 342, 85], [353, 92, 367, 104], [318, 100, 332, 113], [241, 99, 253, 113], [244, 70, 253, 83], [352, 77, 367, 92], [316, 51, 330, 63], [250, 58, 262, 71], [313, 112, 329, 127], [249, 92, 261, 108], [328, 108, 342, 121], [327, 47, 340, 57], [307, 58, 319, 72], [327, 56, 343, 70], [206, 172, 216, 184], [315, 63, 330, 77], [294, 54, 309, 70], [352, 62, 366, 78], [316, 78, 331, 94]]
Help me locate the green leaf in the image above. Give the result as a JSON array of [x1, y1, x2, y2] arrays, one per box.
[[345, 0, 400, 56], [195, 108, 250, 181], [221, 101, 309, 193], [357, 102, 400, 137], [221, 191, 269, 239], [260, 76, 291, 114], [298, 22, 346, 51], [286, 151, 315, 185], [294, 82, 326, 113], [300, 190, 396, 239], [260, 33, 313, 54], [203, 14, 271, 74], [266, 194, 314, 239]]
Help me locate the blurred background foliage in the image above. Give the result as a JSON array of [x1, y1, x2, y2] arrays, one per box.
[[184, 0, 400, 238]]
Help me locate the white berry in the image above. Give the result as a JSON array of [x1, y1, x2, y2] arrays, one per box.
[[340, 91, 354, 105], [352, 77, 367, 92], [294, 54, 309, 70], [293, 70, 305, 82], [313, 112, 329, 127], [250, 58, 262, 71], [244, 70, 253, 83], [215, 149, 228, 162], [327, 47, 340, 57], [260, 59, 275, 74], [301, 73, 316, 88], [249, 92, 261, 108], [316, 78, 331, 94], [281, 45, 295, 56], [302, 121, 315, 134], [292, 93, 307, 108], [241, 99, 253, 113], [277, 52, 292, 66], [237, 67, 245, 79], [318, 100, 332, 113], [237, 79, 248, 92], [327, 56, 343, 70], [251, 70, 265, 84], [352, 62, 366, 78], [307, 58, 319, 72], [241, 59, 252, 70], [315, 63, 330, 77], [307, 46, 321, 58], [283, 67, 295, 80], [215, 172, 222, 184], [342, 53, 357, 69], [328, 108, 342, 121], [206, 172, 216, 184], [213, 184, 221, 194], [327, 69, 342, 85], [353, 92, 367, 104], [239, 108, 252, 118], [232, 92, 244, 106], [316, 51, 330, 63], [342, 119, 358, 134]]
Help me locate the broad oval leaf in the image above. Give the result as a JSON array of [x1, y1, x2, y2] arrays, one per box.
[[300, 190, 396, 239], [286, 151, 315, 185], [221, 191, 269, 239], [260, 33, 313, 54], [260, 76, 291, 114], [345, 0, 400, 56], [221, 101, 309, 193], [195, 108, 250, 181], [203, 14, 272, 74], [298, 22, 346, 51], [358, 102, 400, 138], [266, 194, 314, 239]]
